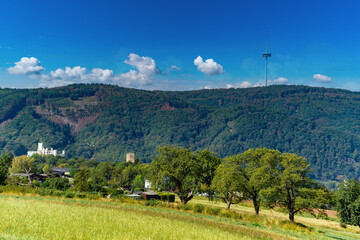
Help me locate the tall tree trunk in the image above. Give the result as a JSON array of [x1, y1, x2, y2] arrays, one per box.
[[227, 201, 231, 210], [252, 195, 260, 215], [289, 210, 295, 222], [179, 193, 193, 205], [287, 187, 295, 222]]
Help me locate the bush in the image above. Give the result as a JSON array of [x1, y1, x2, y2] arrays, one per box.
[[99, 188, 108, 197], [144, 199, 162, 206], [181, 204, 193, 211], [36, 188, 54, 196], [42, 177, 70, 191], [134, 188, 144, 192], [111, 189, 124, 199], [159, 193, 176, 202], [205, 206, 221, 216], [193, 203, 205, 213], [64, 191, 75, 198], [31, 180, 41, 188], [75, 192, 87, 198], [51, 190, 64, 197]]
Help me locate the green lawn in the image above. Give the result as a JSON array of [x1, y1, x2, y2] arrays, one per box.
[[0, 194, 358, 240]]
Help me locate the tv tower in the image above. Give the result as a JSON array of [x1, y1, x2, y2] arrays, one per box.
[[262, 38, 271, 86]]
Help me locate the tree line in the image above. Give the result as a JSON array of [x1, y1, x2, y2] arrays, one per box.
[[1, 146, 360, 225], [148, 146, 336, 222]]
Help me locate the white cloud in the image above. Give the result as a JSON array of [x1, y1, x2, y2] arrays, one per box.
[[167, 65, 180, 72], [194, 56, 223, 75], [37, 53, 160, 87], [115, 53, 158, 86], [269, 77, 289, 85], [40, 66, 115, 87], [226, 81, 254, 89], [7, 57, 45, 76], [313, 74, 332, 83]]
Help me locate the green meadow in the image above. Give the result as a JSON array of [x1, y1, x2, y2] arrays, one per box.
[[0, 194, 359, 240]]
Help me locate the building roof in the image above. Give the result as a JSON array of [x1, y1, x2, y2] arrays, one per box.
[[140, 191, 159, 196], [52, 168, 72, 172]]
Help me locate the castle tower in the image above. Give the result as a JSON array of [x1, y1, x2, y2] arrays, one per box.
[[126, 153, 135, 163]]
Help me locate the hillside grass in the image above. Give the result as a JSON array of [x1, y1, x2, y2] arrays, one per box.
[[0, 194, 359, 240]]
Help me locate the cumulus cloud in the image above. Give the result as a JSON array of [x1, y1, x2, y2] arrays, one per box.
[[226, 81, 254, 89], [194, 56, 223, 75], [37, 53, 160, 87], [7, 57, 45, 76], [115, 53, 159, 86], [269, 77, 289, 85], [313, 74, 332, 83], [39, 66, 115, 87]]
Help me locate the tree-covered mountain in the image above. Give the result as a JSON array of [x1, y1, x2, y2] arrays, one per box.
[[0, 84, 359, 181]]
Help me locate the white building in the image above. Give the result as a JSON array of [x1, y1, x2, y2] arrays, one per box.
[[27, 142, 65, 157]]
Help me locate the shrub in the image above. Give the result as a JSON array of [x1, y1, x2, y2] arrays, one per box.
[[134, 188, 144, 192], [111, 189, 124, 197], [144, 199, 162, 206], [75, 192, 87, 198], [205, 206, 221, 216], [42, 177, 70, 191], [64, 191, 75, 198], [36, 188, 54, 196], [31, 180, 41, 188], [86, 193, 101, 200], [159, 193, 176, 202], [193, 203, 205, 213], [181, 204, 192, 211], [51, 190, 64, 197]]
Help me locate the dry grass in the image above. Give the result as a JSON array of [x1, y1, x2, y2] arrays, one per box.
[[0, 194, 359, 240]]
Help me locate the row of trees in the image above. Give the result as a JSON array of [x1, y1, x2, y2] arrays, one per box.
[[148, 147, 334, 222], [3, 146, 360, 226], [6, 154, 147, 193]]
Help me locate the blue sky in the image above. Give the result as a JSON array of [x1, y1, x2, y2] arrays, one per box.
[[1, 0, 360, 91]]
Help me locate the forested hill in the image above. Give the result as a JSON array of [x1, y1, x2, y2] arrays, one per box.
[[1, 84, 360, 180]]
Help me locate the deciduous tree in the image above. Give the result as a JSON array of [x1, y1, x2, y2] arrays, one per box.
[[148, 146, 213, 204], [261, 153, 332, 222], [10, 155, 34, 184], [238, 148, 281, 215], [0, 153, 13, 185], [337, 179, 360, 227], [211, 156, 242, 209]]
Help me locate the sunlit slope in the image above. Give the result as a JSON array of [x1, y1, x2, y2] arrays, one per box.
[[0, 84, 360, 180]]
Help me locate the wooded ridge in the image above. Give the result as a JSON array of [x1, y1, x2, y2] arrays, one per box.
[[0, 83, 359, 181]]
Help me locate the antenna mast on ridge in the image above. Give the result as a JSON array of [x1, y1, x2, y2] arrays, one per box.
[[262, 36, 271, 86]]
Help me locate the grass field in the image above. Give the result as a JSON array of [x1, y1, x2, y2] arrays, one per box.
[[0, 194, 359, 240]]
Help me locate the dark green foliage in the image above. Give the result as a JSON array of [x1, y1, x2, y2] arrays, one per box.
[[74, 168, 91, 192], [42, 177, 70, 191], [111, 189, 124, 198], [260, 153, 334, 222], [337, 179, 360, 227], [64, 191, 75, 198], [159, 192, 175, 202], [148, 146, 219, 205], [1, 84, 360, 180], [144, 199, 161, 206], [193, 203, 205, 213], [0, 153, 13, 185], [205, 206, 221, 216], [211, 156, 244, 209]]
